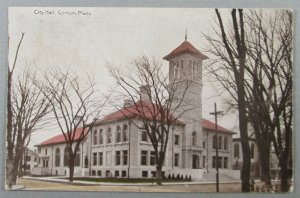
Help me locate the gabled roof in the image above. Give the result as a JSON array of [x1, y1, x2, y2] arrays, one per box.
[[202, 119, 235, 134], [95, 100, 183, 125], [38, 127, 89, 146], [163, 41, 209, 61]]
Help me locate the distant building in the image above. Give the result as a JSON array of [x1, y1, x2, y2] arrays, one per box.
[[33, 36, 236, 180]]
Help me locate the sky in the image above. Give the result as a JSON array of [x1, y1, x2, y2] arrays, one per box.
[[8, 7, 240, 148]]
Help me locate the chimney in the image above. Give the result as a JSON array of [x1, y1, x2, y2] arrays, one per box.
[[124, 99, 133, 107], [74, 115, 83, 127], [139, 85, 151, 101]]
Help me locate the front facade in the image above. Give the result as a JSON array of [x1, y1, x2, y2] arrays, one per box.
[[33, 36, 235, 180]]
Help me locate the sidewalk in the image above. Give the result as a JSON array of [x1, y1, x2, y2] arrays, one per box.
[[5, 184, 25, 190], [22, 176, 241, 186]]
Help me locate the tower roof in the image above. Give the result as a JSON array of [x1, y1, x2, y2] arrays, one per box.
[[163, 40, 209, 61]]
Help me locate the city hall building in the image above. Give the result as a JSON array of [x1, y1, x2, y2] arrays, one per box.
[[33, 37, 236, 180]]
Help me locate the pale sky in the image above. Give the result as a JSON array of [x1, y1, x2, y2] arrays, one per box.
[[8, 7, 239, 148]]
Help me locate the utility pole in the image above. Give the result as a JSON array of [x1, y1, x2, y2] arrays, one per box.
[[210, 103, 223, 192]]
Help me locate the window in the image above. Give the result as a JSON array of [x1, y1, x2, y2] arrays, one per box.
[[224, 136, 228, 150], [45, 149, 47, 155], [203, 156, 206, 168], [38, 147, 41, 154], [116, 151, 121, 165], [224, 157, 228, 169], [98, 152, 103, 166], [123, 150, 128, 165], [234, 143, 240, 158], [122, 171, 127, 177], [64, 147, 70, 167], [115, 170, 119, 177], [174, 64, 178, 79], [74, 148, 80, 166], [93, 130, 98, 145], [142, 171, 148, 178], [92, 170, 96, 176], [213, 135, 217, 149], [218, 136, 222, 149], [251, 143, 255, 159], [174, 135, 179, 145], [174, 153, 179, 167], [141, 130, 148, 142], [99, 129, 103, 144], [212, 156, 216, 168], [192, 132, 197, 146], [150, 151, 155, 166], [97, 170, 101, 176], [123, 124, 128, 142], [107, 128, 112, 144], [93, 152, 97, 166], [141, 151, 147, 165], [116, 126, 121, 143], [55, 148, 60, 167], [203, 141, 206, 148]]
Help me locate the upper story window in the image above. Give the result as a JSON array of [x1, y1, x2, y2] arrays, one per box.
[[116, 126, 121, 143], [123, 124, 128, 142], [218, 136, 222, 149], [99, 129, 103, 144], [107, 128, 112, 144], [174, 135, 180, 145], [45, 149, 47, 155], [93, 130, 97, 145], [203, 140, 206, 148], [224, 136, 228, 150], [234, 143, 239, 159], [141, 130, 148, 142], [213, 135, 217, 149], [192, 132, 197, 146]]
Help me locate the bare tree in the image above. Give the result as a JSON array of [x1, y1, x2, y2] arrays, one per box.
[[10, 70, 51, 184], [205, 9, 251, 192], [6, 33, 24, 188], [36, 69, 104, 182], [108, 56, 191, 185], [243, 10, 293, 191], [205, 9, 293, 191]]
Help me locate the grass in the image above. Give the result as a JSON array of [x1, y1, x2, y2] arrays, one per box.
[[73, 177, 185, 183]]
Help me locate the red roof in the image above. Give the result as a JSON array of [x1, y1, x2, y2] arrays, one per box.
[[96, 100, 183, 125], [202, 119, 234, 134], [39, 127, 89, 146], [163, 41, 209, 60]]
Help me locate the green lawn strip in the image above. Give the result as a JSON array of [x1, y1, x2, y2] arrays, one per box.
[[73, 177, 185, 183]]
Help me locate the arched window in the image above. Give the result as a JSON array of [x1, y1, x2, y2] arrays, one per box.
[[55, 148, 60, 167], [116, 125, 121, 143], [218, 136, 222, 149], [74, 148, 80, 166], [251, 143, 255, 159], [64, 147, 70, 167], [224, 136, 228, 150], [123, 124, 128, 142], [192, 132, 197, 146], [213, 135, 217, 149], [234, 143, 240, 159], [99, 129, 103, 144], [93, 130, 97, 145], [107, 128, 112, 144]]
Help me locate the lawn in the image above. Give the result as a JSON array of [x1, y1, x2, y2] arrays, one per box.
[[73, 177, 185, 183]]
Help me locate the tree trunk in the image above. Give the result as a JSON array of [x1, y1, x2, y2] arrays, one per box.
[[69, 155, 75, 182], [6, 72, 14, 188], [259, 147, 271, 186], [280, 151, 289, 192], [156, 165, 162, 185]]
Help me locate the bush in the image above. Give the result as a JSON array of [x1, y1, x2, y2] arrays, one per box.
[[172, 174, 175, 179], [167, 174, 171, 179], [176, 174, 180, 180]]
